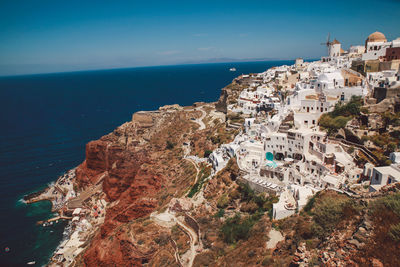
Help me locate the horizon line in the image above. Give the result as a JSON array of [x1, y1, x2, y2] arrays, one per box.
[[0, 57, 318, 78]]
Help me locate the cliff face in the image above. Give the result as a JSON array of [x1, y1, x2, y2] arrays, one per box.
[[215, 88, 228, 113], [214, 79, 252, 114], [73, 107, 207, 266]]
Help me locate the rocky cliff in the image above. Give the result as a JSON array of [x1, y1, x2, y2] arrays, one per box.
[[69, 104, 236, 266]]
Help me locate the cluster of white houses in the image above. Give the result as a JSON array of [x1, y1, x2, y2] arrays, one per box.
[[209, 31, 400, 220]]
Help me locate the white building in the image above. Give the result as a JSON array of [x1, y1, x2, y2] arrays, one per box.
[[349, 45, 365, 56], [314, 71, 344, 91], [329, 39, 341, 58], [237, 140, 265, 171], [369, 164, 400, 192], [390, 152, 400, 164]]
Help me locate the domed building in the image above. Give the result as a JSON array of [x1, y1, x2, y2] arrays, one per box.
[[362, 31, 390, 61], [365, 31, 387, 44]]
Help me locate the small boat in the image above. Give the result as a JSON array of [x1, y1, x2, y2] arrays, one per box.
[[229, 67, 236, 72], [27, 261, 36, 265]]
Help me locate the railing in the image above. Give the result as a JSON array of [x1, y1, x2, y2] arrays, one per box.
[[328, 137, 378, 164]]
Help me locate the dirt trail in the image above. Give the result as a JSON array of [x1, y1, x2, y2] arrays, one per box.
[[151, 205, 201, 267], [184, 158, 200, 185], [195, 107, 206, 130]]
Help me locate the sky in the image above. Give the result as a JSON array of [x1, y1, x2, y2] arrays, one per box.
[[0, 0, 399, 76]]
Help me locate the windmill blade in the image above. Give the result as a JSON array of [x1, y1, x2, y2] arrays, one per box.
[[326, 33, 331, 45]]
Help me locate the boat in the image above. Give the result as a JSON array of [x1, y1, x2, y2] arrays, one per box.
[[27, 261, 36, 265], [229, 67, 236, 72]]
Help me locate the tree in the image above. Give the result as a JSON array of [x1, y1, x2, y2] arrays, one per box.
[[204, 150, 213, 157], [166, 140, 175, 149]]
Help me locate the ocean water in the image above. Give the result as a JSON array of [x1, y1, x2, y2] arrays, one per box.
[[0, 60, 293, 266]]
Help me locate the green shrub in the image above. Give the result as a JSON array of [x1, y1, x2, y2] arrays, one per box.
[[238, 182, 256, 202], [187, 167, 211, 198], [166, 140, 175, 149], [319, 114, 351, 133], [390, 130, 400, 140], [220, 213, 262, 244], [389, 223, 400, 241], [330, 96, 362, 117], [303, 193, 317, 213], [344, 128, 362, 144], [204, 150, 213, 157], [240, 201, 259, 213], [319, 96, 362, 134], [214, 208, 225, 218], [217, 194, 230, 208], [372, 193, 400, 216], [370, 193, 400, 241], [387, 143, 397, 154], [311, 196, 359, 239], [236, 182, 278, 214]]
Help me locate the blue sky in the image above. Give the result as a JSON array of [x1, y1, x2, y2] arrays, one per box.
[[0, 0, 399, 76]]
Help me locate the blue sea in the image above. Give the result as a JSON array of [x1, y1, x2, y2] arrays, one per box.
[[0, 60, 293, 266]]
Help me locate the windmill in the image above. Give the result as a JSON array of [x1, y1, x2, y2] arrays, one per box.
[[321, 33, 331, 55]]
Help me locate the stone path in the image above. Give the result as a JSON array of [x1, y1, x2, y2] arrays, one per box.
[[266, 229, 284, 249]]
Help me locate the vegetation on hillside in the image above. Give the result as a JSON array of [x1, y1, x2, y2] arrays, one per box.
[[319, 96, 362, 134], [279, 191, 362, 247], [187, 165, 211, 198], [220, 212, 263, 244], [356, 192, 400, 266], [218, 182, 278, 244], [309, 196, 361, 239], [370, 192, 400, 242]]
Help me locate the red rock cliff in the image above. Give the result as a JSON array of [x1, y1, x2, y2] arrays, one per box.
[[75, 109, 199, 266]]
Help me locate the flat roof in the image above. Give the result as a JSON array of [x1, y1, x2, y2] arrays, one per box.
[[375, 165, 400, 178]]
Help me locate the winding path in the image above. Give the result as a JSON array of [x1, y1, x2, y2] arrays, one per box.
[[194, 107, 206, 130], [176, 217, 198, 267], [152, 207, 201, 267], [184, 158, 200, 186]]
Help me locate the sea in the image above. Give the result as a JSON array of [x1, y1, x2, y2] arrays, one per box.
[[0, 60, 294, 266]]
